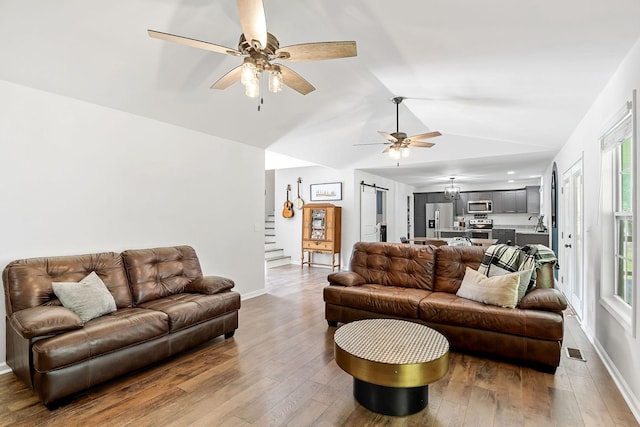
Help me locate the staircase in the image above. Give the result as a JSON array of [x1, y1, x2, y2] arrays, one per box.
[[264, 214, 291, 268]]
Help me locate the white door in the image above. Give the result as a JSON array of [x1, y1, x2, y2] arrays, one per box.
[[360, 185, 378, 242], [561, 160, 584, 318]]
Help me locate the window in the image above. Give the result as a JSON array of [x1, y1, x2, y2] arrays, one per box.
[[600, 95, 635, 331], [615, 136, 633, 305]]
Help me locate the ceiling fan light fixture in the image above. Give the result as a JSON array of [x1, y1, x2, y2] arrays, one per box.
[[268, 68, 283, 93], [389, 146, 401, 160], [400, 146, 410, 158], [241, 60, 257, 86], [245, 78, 260, 98], [444, 177, 460, 200]]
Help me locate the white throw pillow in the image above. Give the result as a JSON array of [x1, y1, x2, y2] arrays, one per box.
[[456, 267, 520, 309], [487, 264, 533, 304], [52, 271, 117, 322]]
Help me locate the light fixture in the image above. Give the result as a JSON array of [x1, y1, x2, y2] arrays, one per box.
[[444, 177, 460, 200], [388, 146, 401, 160], [400, 146, 410, 158], [268, 66, 283, 93]]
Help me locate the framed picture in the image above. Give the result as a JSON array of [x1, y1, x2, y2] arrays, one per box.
[[310, 182, 342, 201]]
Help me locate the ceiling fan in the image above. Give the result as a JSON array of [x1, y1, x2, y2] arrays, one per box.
[[355, 97, 442, 159], [148, 0, 357, 97]]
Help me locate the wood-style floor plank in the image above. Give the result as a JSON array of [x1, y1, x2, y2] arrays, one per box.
[[0, 264, 637, 426]]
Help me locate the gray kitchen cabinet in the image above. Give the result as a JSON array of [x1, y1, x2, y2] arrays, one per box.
[[492, 189, 527, 213], [456, 192, 468, 216], [427, 192, 450, 203], [526, 186, 541, 213], [493, 228, 515, 244], [413, 193, 428, 237], [516, 232, 549, 246], [515, 189, 527, 213]]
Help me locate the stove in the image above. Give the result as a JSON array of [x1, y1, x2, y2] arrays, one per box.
[[468, 218, 493, 229]]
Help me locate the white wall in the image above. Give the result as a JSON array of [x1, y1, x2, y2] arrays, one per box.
[[546, 36, 640, 419], [273, 167, 416, 271], [0, 80, 266, 372]]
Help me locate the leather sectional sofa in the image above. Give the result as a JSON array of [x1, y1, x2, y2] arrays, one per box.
[[324, 242, 567, 372], [3, 245, 240, 407]]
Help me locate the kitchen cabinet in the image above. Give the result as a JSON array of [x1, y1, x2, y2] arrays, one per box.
[[413, 193, 428, 237], [492, 228, 516, 244], [492, 189, 527, 213], [526, 186, 540, 213], [516, 232, 549, 246], [426, 192, 450, 203], [301, 203, 342, 270], [455, 193, 468, 216], [466, 191, 493, 202]]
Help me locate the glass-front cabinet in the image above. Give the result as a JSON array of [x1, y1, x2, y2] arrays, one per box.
[[302, 203, 342, 270]]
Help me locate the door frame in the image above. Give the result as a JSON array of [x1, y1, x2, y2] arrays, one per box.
[[561, 158, 584, 318]]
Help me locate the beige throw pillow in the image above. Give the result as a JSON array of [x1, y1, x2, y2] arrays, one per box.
[[487, 264, 534, 304], [457, 267, 520, 308], [52, 271, 117, 322]]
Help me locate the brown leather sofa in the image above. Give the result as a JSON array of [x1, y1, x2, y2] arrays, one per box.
[[324, 242, 567, 372], [3, 245, 240, 407]]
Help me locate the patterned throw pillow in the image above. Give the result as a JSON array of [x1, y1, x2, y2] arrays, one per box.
[[456, 267, 520, 309], [52, 271, 117, 322]]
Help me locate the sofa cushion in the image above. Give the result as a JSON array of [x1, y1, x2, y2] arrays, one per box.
[[3, 252, 132, 315], [433, 245, 486, 293], [324, 284, 431, 318], [52, 272, 118, 322], [457, 267, 519, 308], [138, 291, 241, 332], [122, 246, 204, 305], [32, 308, 169, 372], [418, 292, 564, 340], [349, 242, 436, 290]]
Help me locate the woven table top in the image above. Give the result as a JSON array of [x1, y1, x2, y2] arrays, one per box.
[[334, 319, 449, 365]]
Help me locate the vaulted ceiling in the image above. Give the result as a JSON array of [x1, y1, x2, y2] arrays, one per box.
[[2, 0, 639, 188]]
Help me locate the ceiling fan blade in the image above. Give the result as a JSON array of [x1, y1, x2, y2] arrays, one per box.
[[378, 131, 398, 143], [237, 0, 267, 49], [382, 147, 391, 153], [407, 131, 442, 141], [407, 141, 436, 148], [276, 41, 357, 62], [148, 30, 241, 56], [278, 65, 315, 95], [353, 142, 390, 146], [210, 65, 243, 90]]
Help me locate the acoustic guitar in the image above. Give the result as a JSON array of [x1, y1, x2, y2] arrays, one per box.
[[282, 184, 294, 218], [293, 177, 304, 210]]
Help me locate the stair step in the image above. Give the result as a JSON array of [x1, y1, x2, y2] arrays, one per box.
[[265, 248, 284, 259], [265, 255, 291, 268]]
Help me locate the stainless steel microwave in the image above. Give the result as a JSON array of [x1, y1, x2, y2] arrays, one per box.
[[467, 200, 493, 214]]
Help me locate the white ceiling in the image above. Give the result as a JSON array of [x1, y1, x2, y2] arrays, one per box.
[[2, 0, 640, 189]]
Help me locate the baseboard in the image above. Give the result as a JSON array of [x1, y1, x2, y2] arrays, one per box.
[[586, 329, 640, 423], [0, 362, 11, 375], [241, 288, 267, 300]]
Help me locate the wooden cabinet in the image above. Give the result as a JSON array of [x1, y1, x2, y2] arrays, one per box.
[[301, 203, 342, 270]]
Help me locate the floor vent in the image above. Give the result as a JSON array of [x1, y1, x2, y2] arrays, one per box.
[[566, 347, 586, 361]]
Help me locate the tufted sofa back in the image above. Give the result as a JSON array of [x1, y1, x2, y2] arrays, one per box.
[[349, 242, 437, 290], [122, 245, 203, 305], [3, 252, 132, 316]]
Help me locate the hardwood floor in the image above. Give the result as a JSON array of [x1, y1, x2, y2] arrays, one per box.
[[0, 264, 637, 426]]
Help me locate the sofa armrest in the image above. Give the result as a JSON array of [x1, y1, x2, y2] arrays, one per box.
[[518, 288, 568, 312], [9, 306, 83, 339], [327, 271, 366, 287], [185, 276, 235, 294]]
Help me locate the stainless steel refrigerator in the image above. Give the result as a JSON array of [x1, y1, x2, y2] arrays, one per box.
[[425, 203, 454, 238]]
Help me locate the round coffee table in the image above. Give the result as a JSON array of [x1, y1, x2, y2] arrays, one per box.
[[334, 318, 449, 416]]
